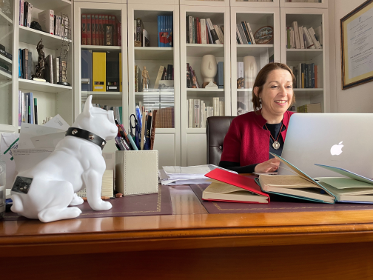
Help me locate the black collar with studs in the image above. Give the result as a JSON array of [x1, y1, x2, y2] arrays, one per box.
[[65, 127, 106, 150]]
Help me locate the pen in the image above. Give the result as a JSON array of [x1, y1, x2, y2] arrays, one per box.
[[115, 119, 133, 150], [140, 106, 146, 150], [144, 111, 152, 150], [150, 110, 157, 150]]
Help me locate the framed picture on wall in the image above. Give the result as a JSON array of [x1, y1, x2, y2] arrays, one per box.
[[341, 0, 373, 90]]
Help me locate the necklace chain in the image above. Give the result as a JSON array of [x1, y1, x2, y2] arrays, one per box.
[[264, 122, 284, 150]]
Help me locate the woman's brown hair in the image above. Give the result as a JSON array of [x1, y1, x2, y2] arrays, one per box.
[[252, 62, 296, 111]]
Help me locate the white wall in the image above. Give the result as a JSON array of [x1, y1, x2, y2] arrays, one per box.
[[329, 0, 373, 113]]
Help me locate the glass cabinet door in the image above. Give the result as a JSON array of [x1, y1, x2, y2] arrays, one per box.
[[0, 0, 14, 130]]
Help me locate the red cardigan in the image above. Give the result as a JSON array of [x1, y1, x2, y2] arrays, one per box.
[[220, 110, 294, 166]]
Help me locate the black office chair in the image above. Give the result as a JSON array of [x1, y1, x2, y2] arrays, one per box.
[[206, 116, 235, 166]]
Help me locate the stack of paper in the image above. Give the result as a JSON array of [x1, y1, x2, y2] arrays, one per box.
[[159, 164, 236, 185]]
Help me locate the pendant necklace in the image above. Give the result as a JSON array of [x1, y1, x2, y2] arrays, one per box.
[[265, 122, 284, 150]]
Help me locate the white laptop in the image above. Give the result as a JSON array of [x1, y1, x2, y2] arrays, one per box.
[[278, 113, 373, 178]]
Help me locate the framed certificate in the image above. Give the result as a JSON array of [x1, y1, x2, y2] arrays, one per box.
[[341, 0, 373, 90]]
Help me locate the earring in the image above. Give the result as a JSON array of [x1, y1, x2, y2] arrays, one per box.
[[259, 98, 262, 103]]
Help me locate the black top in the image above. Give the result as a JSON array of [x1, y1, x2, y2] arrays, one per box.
[[219, 122, 285, 173]]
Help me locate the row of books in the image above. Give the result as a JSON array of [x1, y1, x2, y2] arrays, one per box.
[[19, 2, 69, 39], [188, 98, 224, 128], [18, 49, 64, 84], [287, 22, 322, 49], [81, 14, 121, 46], [18, 0, 32, 27], [81, 50, 121, 92], [18, 91, 38, 126], [235, 21, 257, 44], [291, 63, 318, 88], [187, 16, 224, 45], [157, 16, 173, 47]]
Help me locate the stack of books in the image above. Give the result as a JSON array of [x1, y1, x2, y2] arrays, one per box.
[[236, 21, 256, 44], [81, 14, 121, 46], [188, 98, 224, 128], [287, 21, 322, 49], [186, 17, 223, 44]]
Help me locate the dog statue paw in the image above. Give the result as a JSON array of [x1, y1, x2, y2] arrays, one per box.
[[11, 95, 118, 223]]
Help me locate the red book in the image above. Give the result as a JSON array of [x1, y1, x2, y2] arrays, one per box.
[[104, 14, 109, 25], [197, 18, 201, 44], [117, 21, 121, 46], [95, 15, 99, 45], [81, 14, 87, 45], [204, 168, 270, 204], [86, 14, 91, 45], [91, 15, 96, 45], [99, 14, 104, 45]]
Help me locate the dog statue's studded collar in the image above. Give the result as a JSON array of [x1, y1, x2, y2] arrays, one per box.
[[65, 127, 106, 150]]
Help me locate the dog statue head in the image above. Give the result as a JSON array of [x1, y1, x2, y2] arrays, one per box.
[[73, 95, 118, 141]]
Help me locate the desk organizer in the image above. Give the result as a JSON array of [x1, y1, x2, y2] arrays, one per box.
[[115, 150, 159, 196]]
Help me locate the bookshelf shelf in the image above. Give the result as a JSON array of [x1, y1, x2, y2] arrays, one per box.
[[0, 55, 12, 64], [0, 70, 12, 80], [81, 45, 121, 51], [294, 88, 323, 92], [134, 47, 173, 60], [19, 79, 72, 93], [286, 49, 323, 60], [186, 88, 224, 92], [186, 128, 206, 134], [29, 0, 72, 11], [19, 26, 72, 50], [82, 91, 122, 100], [186, 44, 224, 57], [237, 88, 253, 92], [0, 10, 12, 25], [237, 44, 274, 57]]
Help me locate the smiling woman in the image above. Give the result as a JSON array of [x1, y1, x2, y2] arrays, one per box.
[[219, 63, 296, 174]]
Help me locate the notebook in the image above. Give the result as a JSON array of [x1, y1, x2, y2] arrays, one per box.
[[279, 113, 373, 178]]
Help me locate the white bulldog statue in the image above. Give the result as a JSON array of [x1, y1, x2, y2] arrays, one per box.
[[11, 95, 118, 222]]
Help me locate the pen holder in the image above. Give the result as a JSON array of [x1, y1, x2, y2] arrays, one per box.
[[115, 150, 159, 196]]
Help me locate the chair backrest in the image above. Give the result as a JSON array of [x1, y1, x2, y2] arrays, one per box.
[[206, 116, 235, 166]]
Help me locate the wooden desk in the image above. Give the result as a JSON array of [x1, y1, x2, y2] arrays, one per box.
[[1, 185, 373, 279]]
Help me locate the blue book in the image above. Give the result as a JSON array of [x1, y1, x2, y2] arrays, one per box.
[[170, 15, 173, 47], [161, 16, 165, 47], [18, 49, 22, 78], [157, 15, 161, 47], [29, 92, 34, 124], [81, 50, 92, 91], [216, 62, 224, 88]]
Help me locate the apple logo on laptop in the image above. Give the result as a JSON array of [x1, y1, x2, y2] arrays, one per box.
[[330, 141, 344, 155]]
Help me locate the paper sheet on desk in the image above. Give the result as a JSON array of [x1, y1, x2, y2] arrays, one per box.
[[18, 123, 66, 149], [44, 114, 70, 130], [158, 169, 213, 185], [0, 133, 19, 188]]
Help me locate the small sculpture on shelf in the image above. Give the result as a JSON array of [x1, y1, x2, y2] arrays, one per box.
[[32, 39, 46, 82], [142, 66, 150, 91], [201, 55, 218, 88]]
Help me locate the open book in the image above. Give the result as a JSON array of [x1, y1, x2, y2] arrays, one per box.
[[258, 153, 335, 204], [204, 168, 269, 204], [315, 164, 373, 203]]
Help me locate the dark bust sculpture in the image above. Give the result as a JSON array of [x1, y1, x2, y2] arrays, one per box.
[[32, 39, 45, 80]]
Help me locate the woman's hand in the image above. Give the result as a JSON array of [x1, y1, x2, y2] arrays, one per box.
[[254, 158, 280, 173]]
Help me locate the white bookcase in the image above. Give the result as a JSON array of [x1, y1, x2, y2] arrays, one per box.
[[127, 3, 181, 166], [180, 0, 229, 7], [16, 0, 74, 126], [280, 7, 329, 112], [230, 0, 279, 8], [230, 6, 280, 117], [280, 0, 328, 9], [73, 1, 128, 153], [180, 5, 230, 166]]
